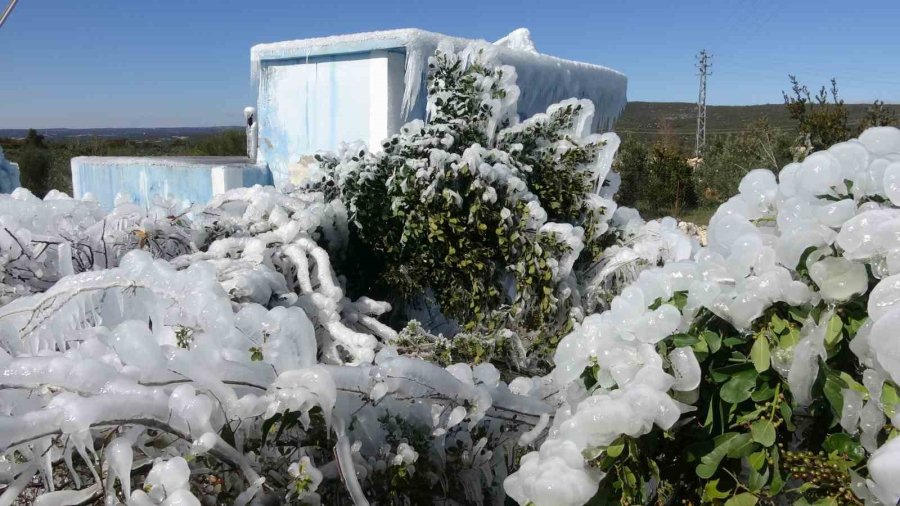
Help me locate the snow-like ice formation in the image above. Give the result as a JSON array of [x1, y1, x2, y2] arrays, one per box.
[[0, 182, 558, 504]]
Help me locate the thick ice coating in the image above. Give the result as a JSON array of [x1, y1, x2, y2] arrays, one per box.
[[505, 127, 900, 505]]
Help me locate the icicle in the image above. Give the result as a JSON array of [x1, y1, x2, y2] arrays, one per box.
[[518, 413, 550, 446], [0, 462, 38, 506], [58, 242, 74, 277], [334, 418, 369, 506], [34, 484, 102, 506], [104, 438, 134, 499]]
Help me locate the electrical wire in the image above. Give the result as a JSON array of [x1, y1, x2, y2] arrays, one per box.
[[0, 0, 19, 31]]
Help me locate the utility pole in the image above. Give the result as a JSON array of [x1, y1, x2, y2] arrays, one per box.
[[695, 50, 712, 158]]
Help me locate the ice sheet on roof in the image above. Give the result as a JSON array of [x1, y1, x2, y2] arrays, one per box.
[[250, 28, 627, 131]]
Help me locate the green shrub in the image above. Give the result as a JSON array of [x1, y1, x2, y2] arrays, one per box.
[[783, 76, 849, 152], [694, 119, 793, 208], [613, 137, 695, 218], [315, 49, 619, 354]]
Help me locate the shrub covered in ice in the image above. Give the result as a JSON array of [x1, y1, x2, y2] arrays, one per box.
[[0, 46, 694, 505], [504, 126, 900, 505], [314, 47, 690, 365], [0, 185, 558, 504]]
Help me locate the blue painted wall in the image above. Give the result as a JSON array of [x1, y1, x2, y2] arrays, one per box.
[[0, 147, 21, 194]]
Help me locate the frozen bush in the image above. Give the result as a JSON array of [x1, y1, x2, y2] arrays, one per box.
[[505, 126, 900, 505]]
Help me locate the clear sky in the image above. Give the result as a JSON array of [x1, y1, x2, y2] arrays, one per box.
[[1, 0, 898, 128]]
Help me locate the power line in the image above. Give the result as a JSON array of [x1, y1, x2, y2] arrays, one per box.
[[0, 0, 18, 30], [695, 50, 712, 157]]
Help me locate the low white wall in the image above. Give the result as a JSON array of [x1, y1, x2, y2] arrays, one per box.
[[72, 157, 272, 209]]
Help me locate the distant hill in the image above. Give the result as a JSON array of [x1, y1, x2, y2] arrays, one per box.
[[614, 102, 900, 140], [4, 101, 898, 143], [0, 126, 242, 141]]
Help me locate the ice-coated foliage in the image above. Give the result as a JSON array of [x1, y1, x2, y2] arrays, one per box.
[[0, 183, 561, 504], [8, 46, 900, 506], [0, 187, 191, 304], [0, 47, 686, 505], [504, 126, 900, 505], [314, 47, 690, 366]]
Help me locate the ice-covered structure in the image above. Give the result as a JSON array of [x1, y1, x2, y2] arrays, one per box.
[[0, 146, 21, 193], [72, 28, 626, 208], [251, 28, 627, 184], [71, 156, 272, 211]]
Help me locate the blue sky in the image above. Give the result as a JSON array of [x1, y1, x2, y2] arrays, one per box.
[[1, 0, 898, 128]]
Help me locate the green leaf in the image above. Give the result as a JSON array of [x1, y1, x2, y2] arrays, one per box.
[[702, 480, 731, 501], [606, 439, 625, 458], [883, 383, 900, 417], [825, 313, 843, 346], [581, 446, 604, 461], [751, 383, 776, 402], [672, 291, 688, 310], [260, 412, 281, 446], [727, 436, 757, 459], [822, 433, 866, 464], [779, 401, 795, 431], [845, 314, 866, 337], [696, 433, 752, 479], [771, 314, 787, 334], [580, 364, 599, 390], [747, 450, 767, 470], [796, 245, 819, 273], [724, 492, 758, 506], [723, 336, 745, 347], [673, 333, 699, 347], [711, 363, 754, 383], [823, 368, 849, 416], [839, 371, 867, 394], [780, 326, 800, 349], [750, 419, 777, 447], [720, 373, 757, 404], [692, 336, 709, 356], [736, 405, 768, 425], [701, 330, 722, 353], [770, 447, 785, 494], [750, 336, 771, 373], [747, 465, 769, 493]]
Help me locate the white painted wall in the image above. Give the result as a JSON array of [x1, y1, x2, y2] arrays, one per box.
[[367, 50, 406, 152], [256, 50, 407, 186]]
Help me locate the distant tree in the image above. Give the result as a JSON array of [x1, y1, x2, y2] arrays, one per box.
[[613, 137, 696, 217], [646, 143, 695, 216], [856, 99, 897, 135], [613, 136, 650, 209], [23, 128, 46, 148], [14, 129, 52, 196], [190, 129, 246, 156], [694, 119, 793, 208], [656, 117, 681, 149], [783, 76, 849, 152]]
